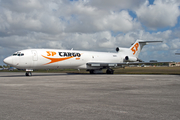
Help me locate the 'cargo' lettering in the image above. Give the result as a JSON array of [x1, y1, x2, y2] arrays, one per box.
[[59, 52, 81, 57]]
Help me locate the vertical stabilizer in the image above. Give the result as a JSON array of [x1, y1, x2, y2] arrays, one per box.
[[130, 40, 162, 57]]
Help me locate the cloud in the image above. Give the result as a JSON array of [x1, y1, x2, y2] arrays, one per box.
[[0, 0, 66, 37], [62, 2, 141, 33], [135, 0, 180, 29], [1, 0, 42, 13], [88, 0, 145, 11], [0, 0, 180, 65], [0, 0, 141, 36]]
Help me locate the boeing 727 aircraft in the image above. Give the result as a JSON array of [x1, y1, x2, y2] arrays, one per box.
[[4, 40, 162, 76]]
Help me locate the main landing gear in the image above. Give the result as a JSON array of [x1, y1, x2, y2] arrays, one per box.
[[89, 68, 114, 74], [90, 70, 94, 74], [89, 70, 103, 74], [106, 68, 114, 74]]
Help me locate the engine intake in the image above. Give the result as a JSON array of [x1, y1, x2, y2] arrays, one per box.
[[116, 47, 119, 52]]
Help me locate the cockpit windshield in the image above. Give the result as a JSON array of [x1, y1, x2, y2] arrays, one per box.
[[13, 52, 24, 56]]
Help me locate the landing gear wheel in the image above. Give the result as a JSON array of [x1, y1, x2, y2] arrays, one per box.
[[25, 72, 32, 76], [106, 68, 114, 74], [90, 70, 94, 74]]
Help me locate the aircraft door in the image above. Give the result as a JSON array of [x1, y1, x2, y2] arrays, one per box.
[[32, 50, 38, 61]]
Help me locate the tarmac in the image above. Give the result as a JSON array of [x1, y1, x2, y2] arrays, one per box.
[[0, 72, 180, 120]]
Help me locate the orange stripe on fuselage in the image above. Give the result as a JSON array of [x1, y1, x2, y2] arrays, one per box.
[[42, 55, 74, 65]]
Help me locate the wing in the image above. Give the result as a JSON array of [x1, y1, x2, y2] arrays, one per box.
[[86, 62, 170, 67]]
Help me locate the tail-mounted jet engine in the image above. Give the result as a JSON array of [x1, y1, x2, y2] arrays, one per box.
[[124, 56, 143, 62], [124, 56, 137, 62]]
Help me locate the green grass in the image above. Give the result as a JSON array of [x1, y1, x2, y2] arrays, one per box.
[[1, 67, 180, 75], [113, 67, 180, 75]]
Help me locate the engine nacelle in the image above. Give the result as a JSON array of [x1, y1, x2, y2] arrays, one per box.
[[124, 56, 138, 62], [116, 47, 129, 52]]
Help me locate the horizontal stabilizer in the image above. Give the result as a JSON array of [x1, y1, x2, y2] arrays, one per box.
[[138, 40, 162, 45]]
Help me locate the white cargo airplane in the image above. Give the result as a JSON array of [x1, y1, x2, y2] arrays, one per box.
[[4, 40, 162, 76]]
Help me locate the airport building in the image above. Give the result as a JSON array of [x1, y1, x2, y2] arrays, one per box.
[[169, 62, 180, 67]]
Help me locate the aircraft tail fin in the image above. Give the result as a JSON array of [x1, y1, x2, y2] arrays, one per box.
[[116, 40, 162, 62], [129, 40, 162, 57]]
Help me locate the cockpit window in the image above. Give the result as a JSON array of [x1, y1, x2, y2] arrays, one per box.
[[13, 52, 24, 56]]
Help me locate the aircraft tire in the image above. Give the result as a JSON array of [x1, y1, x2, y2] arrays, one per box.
[[25, 72, 32, 76], [90, 70, 94, 74], [106, 69, 114, 74]]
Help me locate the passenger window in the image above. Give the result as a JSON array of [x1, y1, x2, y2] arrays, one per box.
[[21, 53, 24, 56], [18, 54, 21, 56]]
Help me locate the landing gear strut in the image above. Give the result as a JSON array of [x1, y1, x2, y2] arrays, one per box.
[[25, 69, 33, 76], [106, 68, 114, 74]]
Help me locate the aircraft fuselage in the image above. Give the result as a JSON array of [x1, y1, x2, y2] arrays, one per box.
[[4, 49, 123, 70], [4, 40, 163, 75]]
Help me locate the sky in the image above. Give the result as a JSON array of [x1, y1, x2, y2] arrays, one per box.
[[0, 0, 180, 65]]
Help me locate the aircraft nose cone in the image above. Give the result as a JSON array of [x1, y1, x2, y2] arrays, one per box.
[[3, 57, 12, 65]]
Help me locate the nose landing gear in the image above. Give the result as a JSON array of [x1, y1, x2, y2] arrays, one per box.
[[25, 72, 32, 76], [25, 69, 33, 76]]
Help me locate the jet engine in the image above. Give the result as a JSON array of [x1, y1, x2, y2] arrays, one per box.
[[124, 56, 138, 62]]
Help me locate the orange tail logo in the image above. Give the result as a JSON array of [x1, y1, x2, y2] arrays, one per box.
[[131, 43, 139, 55]]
